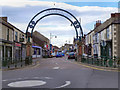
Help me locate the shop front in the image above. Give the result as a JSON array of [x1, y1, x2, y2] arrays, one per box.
[[14, 43, 22, 61], [32, 46, 42, 59], [3, 43, 13, 58], [1, 41, 13, 66], [22, 44, 26, 60]]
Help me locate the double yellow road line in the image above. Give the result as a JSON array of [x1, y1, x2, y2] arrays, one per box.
[[73, 61, 119, 72]]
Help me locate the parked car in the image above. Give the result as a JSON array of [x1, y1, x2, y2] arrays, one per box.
[[51, 53, 56, 57], [62, 53, 65, 56], [68, 52, 75, 59], [66, 52, 69, 55], [82, 54, 87, 57], [56, 52, 62, 58]]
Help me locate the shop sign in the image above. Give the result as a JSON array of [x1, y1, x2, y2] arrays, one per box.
[[46, 45, 48, 49], [5, 43, 12, 46], [15, 43, 21, 47], [44, 45, 46, 48]]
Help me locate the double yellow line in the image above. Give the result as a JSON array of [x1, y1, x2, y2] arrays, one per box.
[[73, 61, 119, 72]]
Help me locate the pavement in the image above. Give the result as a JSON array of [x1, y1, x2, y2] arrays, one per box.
[[2, 56, 119, 89], [74, 61, 118, 72], [1, 57, 41, 71], [1, 56, 119, 72]]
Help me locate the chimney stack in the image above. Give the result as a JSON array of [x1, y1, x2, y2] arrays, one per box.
[[94, 20, 101, 28], [111, 13, 120, 18], [1, 17, 8, 22]]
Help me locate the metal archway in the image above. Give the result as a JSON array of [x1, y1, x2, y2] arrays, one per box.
[[26, 8, 83, 39]]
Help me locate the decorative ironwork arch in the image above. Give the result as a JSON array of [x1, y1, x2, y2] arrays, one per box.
[[26, 8, 83, 39]]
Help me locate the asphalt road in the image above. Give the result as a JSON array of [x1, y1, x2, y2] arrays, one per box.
[[2, 56, 119, 89]]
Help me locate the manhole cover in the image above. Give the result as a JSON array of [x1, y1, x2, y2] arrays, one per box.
[[8, 80, 46, 87]]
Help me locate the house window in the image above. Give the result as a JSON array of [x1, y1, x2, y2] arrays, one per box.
[[22, 35, 24, 38], [90, 35, 91, 43], [106, 27, 109, 39], [12, 30, 14, 41], [22, 35, 24, 41], [95, 34, 98, 43], [19, 33, 21, 38], [7, 29, 9, 41], [15, 31, 18, 41], [19, 33, 21, 42]]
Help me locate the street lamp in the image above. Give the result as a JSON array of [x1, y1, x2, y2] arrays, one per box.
[[50, 33, 57, 44], [49, 33, 57, 55]]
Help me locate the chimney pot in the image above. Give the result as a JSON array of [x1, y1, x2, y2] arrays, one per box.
[[111, 13, 120, 18], [94, 20, 101, 28], [1, 17, 7, 22]]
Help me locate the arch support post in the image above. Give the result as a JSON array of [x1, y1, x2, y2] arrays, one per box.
[[26, 33, 33, 65]]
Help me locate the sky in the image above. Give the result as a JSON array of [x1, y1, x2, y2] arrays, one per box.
[[0, 0, 119, 47]]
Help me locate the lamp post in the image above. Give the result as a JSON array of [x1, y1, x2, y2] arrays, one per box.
[[49, 33, 57, 54], [50, 33, 57, 44]]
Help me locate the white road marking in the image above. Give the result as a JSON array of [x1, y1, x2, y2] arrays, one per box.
[[44, 77, 53, 79], [33, 77, 53, 79], [53, 67, 59, 69], [8, 80, 46, 87], [23, 77, 29, 79], [55, 81, 71, 88], [2, 80, 7, 82], [33, 77, 39, 79], [18, 78, 22, 80]]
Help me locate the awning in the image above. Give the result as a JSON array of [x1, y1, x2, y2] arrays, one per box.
[[32, 46, 42, 49]]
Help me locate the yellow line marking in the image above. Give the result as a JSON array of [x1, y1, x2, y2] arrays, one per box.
[[72, 61, 119, 72], [2, 62, 39, 71]]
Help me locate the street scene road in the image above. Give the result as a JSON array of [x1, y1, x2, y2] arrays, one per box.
[[1, 1, 120, 90], [2, 57, 118, 88]]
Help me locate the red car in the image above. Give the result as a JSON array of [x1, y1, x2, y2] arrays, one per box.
[[68, 52, 75, 59]]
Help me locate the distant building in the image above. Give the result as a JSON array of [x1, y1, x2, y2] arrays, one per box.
[[32, 31, 50, 58], [64, 43, 73, 52], [52, 45, 59, 54]]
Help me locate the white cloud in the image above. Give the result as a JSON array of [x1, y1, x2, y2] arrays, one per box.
[[0, 0, 57, 7]]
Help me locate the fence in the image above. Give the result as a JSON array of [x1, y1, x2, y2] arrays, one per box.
[[81, 56, 120, 68], [1, 56, 32, 69]]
